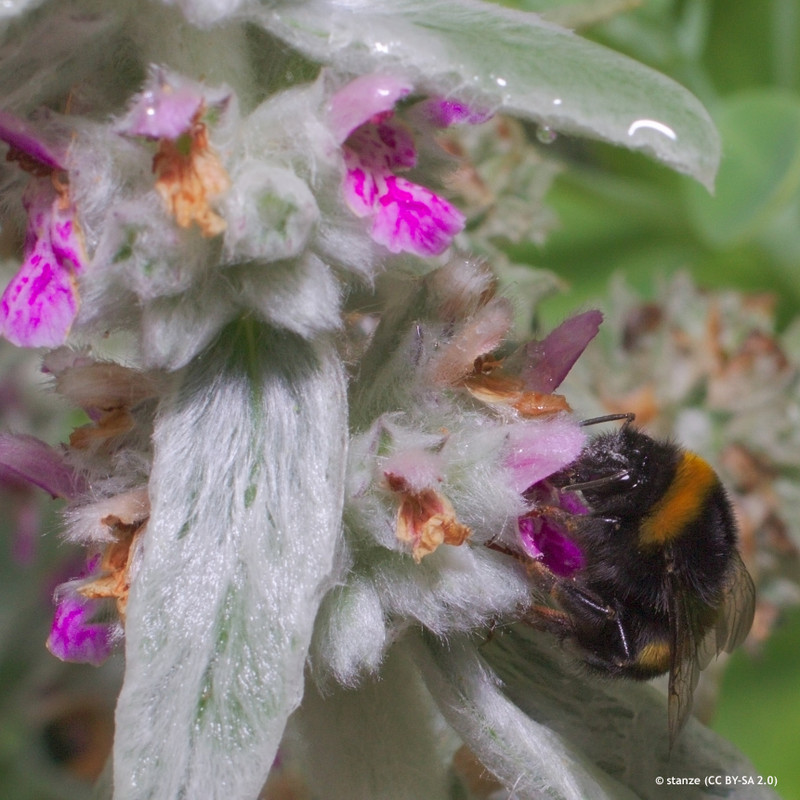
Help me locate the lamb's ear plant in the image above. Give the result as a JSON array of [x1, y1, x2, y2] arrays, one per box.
[[0, 1, 776, 799]]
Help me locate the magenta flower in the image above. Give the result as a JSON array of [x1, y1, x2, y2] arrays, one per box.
[[0, 431, 115, 662], [0, 431, 83, 499], [329, 75, 488, 257], [518, 516, 585, 577], [520, 310, 604, 393], [115, 69, 204, 140], [491, 310, 604, 575], [47, 569, 115, 667], [0, 110, 87, 348], [503, 417, 585, 494], [518, 481, 588, 577], [117, 69, 231, 237]]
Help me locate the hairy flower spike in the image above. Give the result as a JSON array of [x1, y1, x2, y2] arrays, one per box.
[[6, 350, 155, 664]]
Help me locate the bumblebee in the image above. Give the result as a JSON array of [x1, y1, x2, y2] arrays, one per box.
[[524, 413, 755, 745]]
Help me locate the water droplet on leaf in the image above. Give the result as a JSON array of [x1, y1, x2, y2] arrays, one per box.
[[536, 125, 557, 145]]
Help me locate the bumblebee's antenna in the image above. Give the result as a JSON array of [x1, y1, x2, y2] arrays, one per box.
[[580, 412, 635, 429], [564, 413, 635, 494]]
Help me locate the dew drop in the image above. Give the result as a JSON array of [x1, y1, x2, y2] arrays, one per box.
[[536, 125, 557, 145], [627, 119, 677, 141]]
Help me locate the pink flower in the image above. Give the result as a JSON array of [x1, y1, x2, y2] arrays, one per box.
[[47, 562, 115, 666], [0, 110, 87, 348], [0, 364, 150, 664], [115, 70, 203, 141], [518, 482, 588, 577], [0, 431, 83, 499], [520, 310, 603, 393], [118, 69, 231, 237], [504, 417, 585, 494], [488, 310, 605, 576], [0, 110, 68, 171], [329, 75, 489, 257]]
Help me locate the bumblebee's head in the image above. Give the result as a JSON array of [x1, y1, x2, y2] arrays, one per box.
[[555, 424, 682, 522]]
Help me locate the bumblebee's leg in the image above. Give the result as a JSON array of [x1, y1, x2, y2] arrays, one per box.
[[523, 605, 576, 638], [558, 584, 636, 661], [507, 557, 636, 665], [613, 606, 632, 661], [542, 579, 637, 664]]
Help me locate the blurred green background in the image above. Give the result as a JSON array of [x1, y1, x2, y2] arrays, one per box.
[[508, 0, 800, 329], [504, 1, 800, 798]]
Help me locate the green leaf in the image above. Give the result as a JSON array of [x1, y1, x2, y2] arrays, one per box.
[[512, 0, 644, 31], [258, 0, 720, 187], [683, 90, 800, 247], [112, 323, 347, 800]]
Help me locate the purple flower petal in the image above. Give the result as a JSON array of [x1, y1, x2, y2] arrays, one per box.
[[347, 117, 417, 171], [504, 418, 585, 494], [342, 158, 382, 217], [332, 76, 472, 257], [118, 72, 204, 140], [0, 179, 86, 348], [0, 432, 83, 499], [409, 97, 494, 128], [522, 310, 603, 393], [371, 175, 465, 256], [0, 109, 68, 171], [47, 591, 114, 666], [328, 73, 413, 144], [341, 117, 418, 221], [518, 514, 584, 577]]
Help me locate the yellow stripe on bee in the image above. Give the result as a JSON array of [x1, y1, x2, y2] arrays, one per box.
[[635, 639, 671, 672], [639, 452, 718, 547]]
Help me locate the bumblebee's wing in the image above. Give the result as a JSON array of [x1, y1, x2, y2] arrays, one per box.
[[668, 551, 756, 747], [696, 550, 756, 669], [667, 581, 703, 748], [717, 550, 756, 654]]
